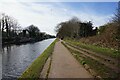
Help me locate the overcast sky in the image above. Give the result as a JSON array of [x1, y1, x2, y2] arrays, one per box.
[[0, 0, 118, 35]]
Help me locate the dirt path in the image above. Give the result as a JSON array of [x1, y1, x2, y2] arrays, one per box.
[[48, 40, 93, 78]]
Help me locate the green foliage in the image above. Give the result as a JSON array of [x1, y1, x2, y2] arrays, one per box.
[[18, 39, 57, 79]]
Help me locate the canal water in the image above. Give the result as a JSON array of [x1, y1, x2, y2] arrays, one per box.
[[2, 38, 55, 78]]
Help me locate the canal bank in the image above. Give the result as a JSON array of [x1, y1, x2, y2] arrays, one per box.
[[18, 39, 57, 79], [2, 38, 56, 79]]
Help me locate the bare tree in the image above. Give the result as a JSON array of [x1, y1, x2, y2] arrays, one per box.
[[55, 17, 82, 38], [55, 16, 94, 39], [26, 25, 40, 38], [111, 2, 120, 53], [113, 1, 120, 24], [1, 13, 20, 37]]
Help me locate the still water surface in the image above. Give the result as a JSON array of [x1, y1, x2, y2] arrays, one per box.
[[2, 38, 55, 78]]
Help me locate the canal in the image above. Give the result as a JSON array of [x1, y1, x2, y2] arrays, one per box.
[[2, 38, 55, 78]]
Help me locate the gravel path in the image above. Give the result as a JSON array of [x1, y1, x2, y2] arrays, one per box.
[[48, 41, 93, 78]]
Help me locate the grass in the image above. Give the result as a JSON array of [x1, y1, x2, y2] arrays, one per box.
[[18, 39, 57, 80], [46, 55, 52, 79], [64, 38, 120, 59], [83, 58, 118, 80], [62, 42, 119, 80]]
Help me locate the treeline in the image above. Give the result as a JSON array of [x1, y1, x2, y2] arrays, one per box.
[[55, 17, 97, 39], [0, 13, 55, 45], [55, 2, 120, 49]]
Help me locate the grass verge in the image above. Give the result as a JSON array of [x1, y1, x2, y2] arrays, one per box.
[[62, 42, 119, 80], [46, 55, 52, 79], [18, 39, 57, 80], [64, 38, 120, 59]]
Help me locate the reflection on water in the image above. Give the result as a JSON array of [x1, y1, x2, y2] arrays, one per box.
[[2, 38, 55, 78]]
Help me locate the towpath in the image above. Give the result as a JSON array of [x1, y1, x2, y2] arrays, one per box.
[[48, 40, 93, 78]]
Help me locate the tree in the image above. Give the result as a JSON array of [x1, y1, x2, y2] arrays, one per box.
[[113, 1, 120, 24], [112, 2, 120, 47], [79, 21, 93, 37], [26, 25, 40, 38], [116, 2, 120, 40], [5, 16, 9, 37], [114, 1, 120, 52], [55, 17, 81, 38], [23, 30, 27, 37], [55, 17, 94, 38], [69, 17, 81, 38], [56, 22, 71, 38], [1, 13, 20, 38]]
